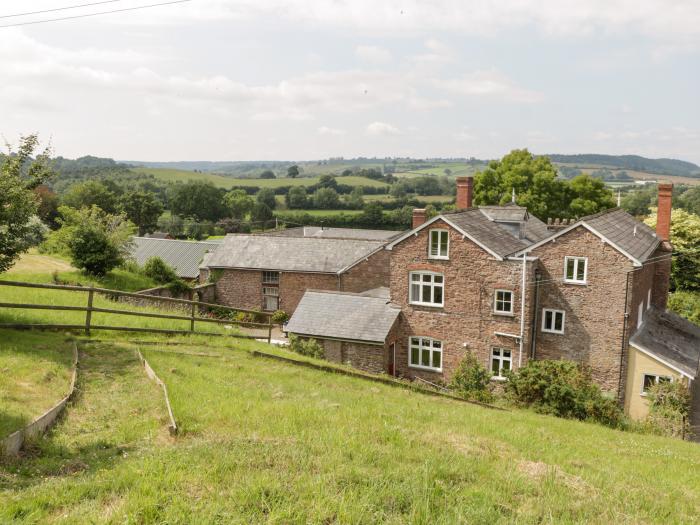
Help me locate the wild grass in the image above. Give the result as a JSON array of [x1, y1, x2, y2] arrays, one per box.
[[2, 332, 699, 523], [0, 331, 74, 439]]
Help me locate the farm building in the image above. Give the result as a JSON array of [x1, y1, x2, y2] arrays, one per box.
[[129, 237, 221, 280]]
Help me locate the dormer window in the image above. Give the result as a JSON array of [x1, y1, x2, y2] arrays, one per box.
[[564, 257, 587, 284], [429, 229, 449, 259]]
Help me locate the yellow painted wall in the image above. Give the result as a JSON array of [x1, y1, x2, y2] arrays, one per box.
[[625, 346, 684, 420]]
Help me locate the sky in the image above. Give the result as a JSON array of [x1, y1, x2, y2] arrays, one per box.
[[0, 0, 699, 163]]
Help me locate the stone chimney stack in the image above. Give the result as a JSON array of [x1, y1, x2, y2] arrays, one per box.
[[656, 183, 673, 242], [456, 176, 473, 210], [412, 208, 427, 229]]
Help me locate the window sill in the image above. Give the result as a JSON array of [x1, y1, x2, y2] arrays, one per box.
[[428, 256, 449, 261], [409, 302, 444, 308], [408, 364, 442, 373], [563, 280, 587, 286], [490, 376, 508, 382], [493, 311, 515, 317], [541, 330, 565, 335]]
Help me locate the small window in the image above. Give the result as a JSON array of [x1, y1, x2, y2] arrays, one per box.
[[641, 374, 672, 395], [429, 229, 449, 259], [409, 337, 442, 372], [494, 290, 513, 315], [647, 289, 651, 310], [262, 271, 280, 284], [564, 257, 587, 284], [409, 272, 444, 307], [263, 286, 279, 311], [491, 347, 512, 378], [542, 308, 565, 334]]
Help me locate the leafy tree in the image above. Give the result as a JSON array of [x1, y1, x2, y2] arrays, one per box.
[[449, 352, 493, 403], [644, 208, 700, 291], [360, 202, 384, 226], [185, 219, 215, 240], [259, 170, 276, 179], [143, 256, 178, 284], [645, 380, 691, 438], [567, 174, 616, 217], [621, 187, 655, 216], [0, 134, 55, 272], [318, 174, 338, 189], [444, 168, 452, 176], [251, 202, 273, 223], [256, 188, 277, 210], [343, 187, 364, 209], [390, 181, 409, 199], [34, 185, 60, 228], [120, 191, 163, 236], [286, 186, 308, 209], [224, 189, 254, 219], [313, 187, 340, 209], [67, 223, 121, 276], [387, 205, 413, 228], [287, 165, 300, 178], [340, 168, 353, 177], [157, 213, 184, 238], [678, 186, 700, 216], [169, 181, 227, 222], [62, 180, 118, 213]]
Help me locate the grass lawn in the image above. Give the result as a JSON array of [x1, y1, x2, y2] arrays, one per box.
[[132, 167, 389, 189], [2, 332, 699, 523], [6, 251, 75, 274], [0, 331, 75, 439]]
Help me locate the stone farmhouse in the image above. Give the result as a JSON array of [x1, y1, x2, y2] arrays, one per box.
[[282, 178, 700, 421]]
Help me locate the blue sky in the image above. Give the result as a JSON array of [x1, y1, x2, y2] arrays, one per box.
[[1, 0, 699, 162]]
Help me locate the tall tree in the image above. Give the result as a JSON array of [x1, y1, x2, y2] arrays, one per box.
[[224, 189, 254, 219], [567, 174, 616, 217], [256, 188, 277, 210], [313, 188, 340, 209], [62, 180, 118, 213], [169, 181, 227, 222], [287, 165, 300, 178], [120, 191, 163, 236], [286, 187, 308, 209], [0, 134, 55, 272]]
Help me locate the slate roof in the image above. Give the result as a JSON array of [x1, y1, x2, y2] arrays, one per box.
[[130, 237, 222, 279], [478, 204, 551, 244], [205, 234, 386, 274], [582, 208, 660, 263], [630, 307, 700, 378], [286, 290, 400, 343], [266, 226, 402, 241], [444, 209, 530, 258]]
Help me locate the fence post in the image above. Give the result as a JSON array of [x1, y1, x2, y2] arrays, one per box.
[[190, 293, 198, 332], [267, 314, 272, 344], [85, 288, 94, 336]]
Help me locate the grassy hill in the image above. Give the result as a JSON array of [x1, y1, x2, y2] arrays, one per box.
[[2, 329, 700, 523]]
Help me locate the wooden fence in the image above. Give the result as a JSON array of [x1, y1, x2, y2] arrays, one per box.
[[0, 280, 273, 343]]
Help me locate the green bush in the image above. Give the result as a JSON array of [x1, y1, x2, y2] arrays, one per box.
[[143, 256, 178, 285], [67, 224, 121, 276], [449, 352, 494, 403], [289, 335, 325, 359], [271, 310, 289, 325], [166, 279, 192, 296], [505, 360, 625, 428], [644, 380, 691, 439]]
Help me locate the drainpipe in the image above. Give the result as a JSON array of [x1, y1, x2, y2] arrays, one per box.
[[617, 269, 635, 401], [529, 270, 541, 359], [518, 253, 527, 368]]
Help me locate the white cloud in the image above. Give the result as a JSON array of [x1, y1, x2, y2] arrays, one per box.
[[317, 126, 345, 136], [366, 121, 400, 136], [439, 70, 543, 103], [355, 45, 392, 64]]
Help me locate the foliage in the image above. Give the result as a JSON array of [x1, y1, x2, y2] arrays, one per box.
[[67, 222, 122, 276], [143, 256, 178, 285], [251, 202, 274, 223], [224, 189, 254, 219], [34, 185, 60, 228], [287, 164, 300, 178], [449, 352, 494, 403], [644, 380, 691, 439], [286, 186, 308, 209], [621, 185, 656, 216], [505, 360, 625, 428], [289, 334, 325, 359], [169, 181, 227, 222], [256, 188, 277, 210], [166, 278, 192, 296], [259, 170, 276, 179], [313, 187, 340, 209], [359, 202, 385, 226], [644, 208, 700, 291], [119, 191, 163, 236], [62, 180, 119, 213], [567, 174, 617, 217], [271, 310, 290, 325], [317, 174, 338, 189], [343, 187, 365, 209], [547, 153, 700, 178], [667, 291, 700, 325], [0, 135, 55, 272]]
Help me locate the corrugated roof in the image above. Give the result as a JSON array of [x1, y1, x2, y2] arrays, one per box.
[[630, 307, 700, 378], [129, 237, 221, 279], [582, 208, 660, 263], [266, 226, 402, 241], [206, 234, 385, 273], [286, 290, 400, 343]]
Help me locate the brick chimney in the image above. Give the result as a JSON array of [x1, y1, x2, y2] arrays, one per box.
[[456, 176, 473, 210], [412, 208, 427, 229], [656, 183, 673, 242]]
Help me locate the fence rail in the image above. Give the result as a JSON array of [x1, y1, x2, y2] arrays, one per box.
[[0, 280, 273, 343]]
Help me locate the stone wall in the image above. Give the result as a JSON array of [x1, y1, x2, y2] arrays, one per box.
[[279, 272, 338, 314], [214, 269, 263, 311], [340, 248, 390, 292], [342, 341, 387, 374]]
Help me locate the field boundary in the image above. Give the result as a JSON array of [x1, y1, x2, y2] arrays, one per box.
[[1, 341, 79, 457], [135, 349, 178, 435]]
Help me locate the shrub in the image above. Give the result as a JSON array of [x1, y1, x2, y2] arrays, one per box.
[[143, 256, 178, 285], [449, 352, 494, 403], [67, 224, 121, 276], [166, 279, 192, 296], [289, 335, 325, 359], [505, 360, 625, 428], [271, 310, 289, 325], [644, 380, 691, 439]]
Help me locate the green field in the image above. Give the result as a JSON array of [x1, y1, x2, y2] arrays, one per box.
[[131, 167, 389, 189], [2, 330, 700, 523], [276, 209, 363, 217]]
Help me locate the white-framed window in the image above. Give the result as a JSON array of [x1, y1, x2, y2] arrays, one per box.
[[641, 374, 671, 395], [647, 289, 651, 310], [409, 337, 443, 371], [263, 286, 279, 311], [409, 271, 444, 307], [542, 308, 565, 334], [564, 256, 587, 284], [429, 229, 449, 259], [491, 347, 512, 378], [262, 271, 280, 284], [637, 301, 644, 329], [494, 289, 514, 315]]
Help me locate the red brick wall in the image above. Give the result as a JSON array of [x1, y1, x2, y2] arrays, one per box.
[[340, 248, 390, 293], [530, 226, 634, 395], [389, 218, 534, 382], [279, 272, 338, 314]]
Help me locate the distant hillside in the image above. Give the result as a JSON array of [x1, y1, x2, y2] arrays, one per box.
[[547, 154, 700, 178]]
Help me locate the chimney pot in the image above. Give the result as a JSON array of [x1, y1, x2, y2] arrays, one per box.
[[412, 208, 427, 229], [656, 183, 673, 242], [456, 176, 473, 210]]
